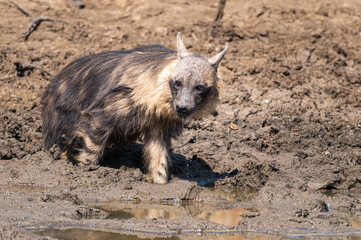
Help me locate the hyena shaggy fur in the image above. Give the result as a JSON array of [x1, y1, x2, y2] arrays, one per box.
[[42, 33, 227, 184]]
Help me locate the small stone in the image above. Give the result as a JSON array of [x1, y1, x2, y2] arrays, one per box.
[[229, 122, 238, 130]]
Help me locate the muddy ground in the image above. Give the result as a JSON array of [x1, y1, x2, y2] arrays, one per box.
[[0, 0, 361, 239]]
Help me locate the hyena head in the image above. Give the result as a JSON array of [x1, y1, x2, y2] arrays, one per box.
[[169, 33, 228, 118]]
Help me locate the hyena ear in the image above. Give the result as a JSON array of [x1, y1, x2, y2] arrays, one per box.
[[208, 43, 228, 72], [177, 32, 191, 59]]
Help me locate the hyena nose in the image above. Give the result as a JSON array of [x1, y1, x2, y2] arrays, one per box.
[[176, 105, 190, 115]]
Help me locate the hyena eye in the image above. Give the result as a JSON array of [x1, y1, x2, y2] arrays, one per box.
[[175, 80, 182, 87], [195, 85, 204, 92]]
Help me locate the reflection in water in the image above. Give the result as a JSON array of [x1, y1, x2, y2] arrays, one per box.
[[106, 207, 178, 220], [197, 208, 249, 227], [97, 202, 251, 228], [97, 204, 179, 220], [33, 228, 180, 240], [132, 208, 178, 219]]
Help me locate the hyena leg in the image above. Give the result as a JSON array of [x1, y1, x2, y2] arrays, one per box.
[[70, 130, 104, 166], [67, 112, 110, 166], [143, 130, 171, 184]]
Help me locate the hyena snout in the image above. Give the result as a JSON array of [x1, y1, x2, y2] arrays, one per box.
[[176, 104, 190, 113], [174, 95, 195, 118], [175, 104, 193, 117]]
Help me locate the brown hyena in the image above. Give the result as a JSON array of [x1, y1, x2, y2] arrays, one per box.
[[41, 33, 227, 184]]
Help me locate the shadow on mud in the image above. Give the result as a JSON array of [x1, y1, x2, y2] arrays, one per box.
[[170, 153, 238, 186], [100, 144, 238, 186]]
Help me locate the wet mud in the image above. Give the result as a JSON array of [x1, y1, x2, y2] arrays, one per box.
[[0, 0, 361, 239]]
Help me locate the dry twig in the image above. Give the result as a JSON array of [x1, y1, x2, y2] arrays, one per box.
[[8, 0, 69, 41], [214, 0, 226, 23], [8, 0, 33, 17], [22, 17, 69, 41]]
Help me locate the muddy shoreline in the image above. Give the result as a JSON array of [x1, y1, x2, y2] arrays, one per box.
[[1, 0, 361, 239]]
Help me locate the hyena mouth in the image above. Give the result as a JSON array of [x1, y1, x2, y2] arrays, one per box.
[[176, 112, 192, 118]]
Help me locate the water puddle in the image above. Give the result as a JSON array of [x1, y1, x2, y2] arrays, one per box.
[[32, 227, 280, 240], [197, 208, 249, 227], [31, 226, 361, 240], [101, 203, 178, 220], [27, 187, 361, 240], [31, 227, 289, 240], [94, 201, 253, 228], [0, 184, 48, 192], [33, 228, 180, 240]]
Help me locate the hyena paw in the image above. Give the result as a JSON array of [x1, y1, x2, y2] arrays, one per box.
[[147, 173, 168, 184], [76, 157, 100, 170]]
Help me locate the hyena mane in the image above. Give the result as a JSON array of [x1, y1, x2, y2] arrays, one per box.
[[42, 33, 227, 184]]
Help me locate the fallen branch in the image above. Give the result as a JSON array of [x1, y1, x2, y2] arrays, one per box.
[[22, 17, 69, 41], [22, 17, 54, 41], [8, 0, 33, 17]]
